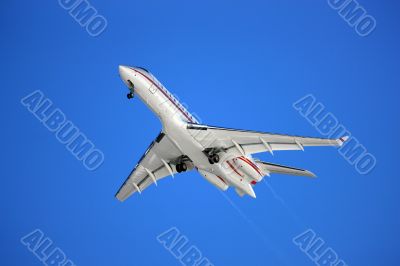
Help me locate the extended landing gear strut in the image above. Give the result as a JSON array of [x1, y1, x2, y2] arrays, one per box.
[[127, 80, 135, 100]]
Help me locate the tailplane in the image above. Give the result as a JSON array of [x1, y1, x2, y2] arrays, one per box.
[[255, 160, 316, 178]]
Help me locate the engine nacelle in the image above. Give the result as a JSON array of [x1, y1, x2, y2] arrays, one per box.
[[232, 156, 264, 182], [198, 169, 229, 191]]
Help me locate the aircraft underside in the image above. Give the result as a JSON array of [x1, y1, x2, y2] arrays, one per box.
[[115, 65, 348, 202]]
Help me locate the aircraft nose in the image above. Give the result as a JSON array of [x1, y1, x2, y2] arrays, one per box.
[[119, 65, 131, 78], [119, 65, 134, 88], [119, 65, 133, 80]]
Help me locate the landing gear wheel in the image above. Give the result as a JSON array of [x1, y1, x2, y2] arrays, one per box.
[[176, 164, 181, 173], [127, 92, 134, 99], [208, 154, 219, 164], [176, 163, 187, 173], [212, 154, 220, 164], [180, 163, 187, 172]]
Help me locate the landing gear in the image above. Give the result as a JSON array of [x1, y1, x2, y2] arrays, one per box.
[[208, 154, 220, 165], [126, 80, 135, 100], [204, 148, 224, 165], [176, 163, 188, 173]]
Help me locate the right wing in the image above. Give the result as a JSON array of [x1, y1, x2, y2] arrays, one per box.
[[115, 132, 193, 202], [187, 124, 348, 157]]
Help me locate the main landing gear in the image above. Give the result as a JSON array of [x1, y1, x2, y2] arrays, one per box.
[[203, 148, 222, 165], [204, 148, 223, 165], [208, 154, 220, 165], [176, 163, 188, 173]]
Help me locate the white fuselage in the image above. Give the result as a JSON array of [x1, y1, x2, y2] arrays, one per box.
[[119, 66, 259, 197]]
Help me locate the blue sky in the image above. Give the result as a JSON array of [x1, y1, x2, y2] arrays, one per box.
[[1, 0, 400, 265]]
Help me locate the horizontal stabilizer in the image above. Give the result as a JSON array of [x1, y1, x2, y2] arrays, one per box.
[[255, 160, 316, 178], [235, 188, 245, 197]]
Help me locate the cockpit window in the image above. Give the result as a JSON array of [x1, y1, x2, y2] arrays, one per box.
[[136, 66, 150, 73]]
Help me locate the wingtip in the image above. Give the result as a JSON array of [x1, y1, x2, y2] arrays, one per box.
[[337, 136, 350, 146], [115, 196, 124, 202], [306, 171, 317, 178]]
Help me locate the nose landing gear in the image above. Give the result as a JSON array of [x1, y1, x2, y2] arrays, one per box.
[[126, 80, 135, 100]]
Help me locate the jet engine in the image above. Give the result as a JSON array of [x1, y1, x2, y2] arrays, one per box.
[[198, 169, 229, 191], [232, 156, 264, 182]]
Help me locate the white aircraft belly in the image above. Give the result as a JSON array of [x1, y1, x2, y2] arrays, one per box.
[[164, 122, 210, 169]]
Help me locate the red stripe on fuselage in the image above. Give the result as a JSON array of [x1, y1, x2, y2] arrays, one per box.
[[238, 157, 263, 176], [130, 68, 195, 123], [217, 176, 227, 185], [227, 160, 244, 177]]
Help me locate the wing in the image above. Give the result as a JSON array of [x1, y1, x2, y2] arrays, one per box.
[[255, 160, 316, 177], [115, 132, 193, 202], [187, 124, 348, 156]]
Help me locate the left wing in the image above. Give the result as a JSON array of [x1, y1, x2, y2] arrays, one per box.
[[115, 132, 193, 202], [187, 124, 348, 157]]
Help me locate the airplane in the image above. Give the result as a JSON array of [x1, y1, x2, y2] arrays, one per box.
[[116, 65, 348, 201]]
